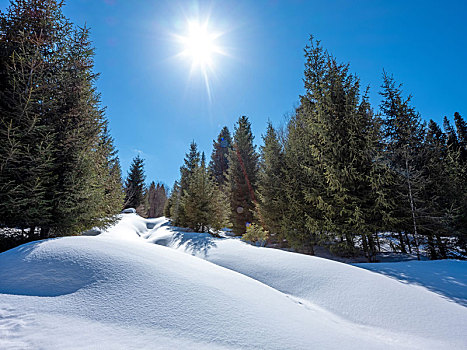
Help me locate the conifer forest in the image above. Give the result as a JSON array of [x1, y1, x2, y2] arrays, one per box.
[[1, 1, 467, 349], [1, 0, 466, 263]]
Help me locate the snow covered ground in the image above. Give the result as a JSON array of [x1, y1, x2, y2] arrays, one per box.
[[1, 214, 466, 349]]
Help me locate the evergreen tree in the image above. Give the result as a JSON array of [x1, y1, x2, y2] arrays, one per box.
[[380, 72, 427, 259], [92, 121, 124, 225], [0, 0, 123, 239], [165, 180, 180, 221], [281, 107, 320, 253], [49, 25, 120, 234], [258, 121, 287, 244], [182, 152, 229, 232], [296, 36, 384, 259], [227, 116, 259, 235], [419, 120, 455, 258], [445, 114, 467, 254], [124, 155, 146, 213], [175, 141, 200, 226], [0, 0, 65, 235], [146, 181, 157, 217], [209, 181, 230, 231], [209, 126, 232, 185], [182, 152, 210, 231], [147, 181, 167, 218]]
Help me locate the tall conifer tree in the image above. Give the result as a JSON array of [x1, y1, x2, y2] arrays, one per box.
[[209, 126, 232, 186], [124, 155, 146, 212], [258, 121, 287, 243], [380, 72, 426, 259], [0, 0, 123, 238], [297, 36, 384, 259], [227, 116, 259, 235]]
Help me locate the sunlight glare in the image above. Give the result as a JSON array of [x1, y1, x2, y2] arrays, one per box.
[[181, 21, 217, 68], [174, 18, 227, 101]]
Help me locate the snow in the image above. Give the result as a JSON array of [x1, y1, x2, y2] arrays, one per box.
[[355, 259, 467, 306], [1, 214, 466, 349]]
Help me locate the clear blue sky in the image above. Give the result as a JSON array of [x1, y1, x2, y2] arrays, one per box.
[[2, 0, 466, 187]]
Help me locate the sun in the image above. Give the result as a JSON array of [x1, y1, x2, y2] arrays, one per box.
[[174, 18, 226, 100], [180, 21, 219, 69]]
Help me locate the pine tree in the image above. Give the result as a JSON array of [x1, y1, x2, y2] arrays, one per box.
[[146, 181, 157, 217], [281, 107, 320, 253], [154, 183, 168, 217], [209, 181, 230, 232], [182, 152, 209, 231], [165, 180, 180, 221], [92, 121, 124, 226], [182, 152, 230, 232], [227, 116, 259, 235], [147, 181, 167, 218], [295, 36, 384, 259], [124, 155, 146, 213], [445, 114, 467, 254], [175, 141, 200, 226], [0, 0, 123, 238], [49, 25, 120, 234], [419, 120, 456, 259], [0, 0, 65, 234], [209, 126, 232, 185], [380, 72, 427, 259], [258, 121, 287, 244]]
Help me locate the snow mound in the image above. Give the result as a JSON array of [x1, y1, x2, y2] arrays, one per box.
[[1, 213, 466, 349], [0, 240, 97, 296]]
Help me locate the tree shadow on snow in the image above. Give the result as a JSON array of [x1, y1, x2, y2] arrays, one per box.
[[168, 230, 222, 258], [355, 260, 467, 307]]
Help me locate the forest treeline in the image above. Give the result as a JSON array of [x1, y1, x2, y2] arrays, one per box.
[[0, 1, 123, 242], [1, 1, 465, 261], [166, 37, 467, 261], [0, 1, 166, 252]]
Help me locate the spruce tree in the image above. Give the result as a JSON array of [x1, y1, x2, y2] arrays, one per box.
[[92, 121, 124, 226], [154, 184, 168, 217], [379, 72, 427, 259], [146, 181, 157, 217], [182, 152, 229, 232], [209, 126, 232, 186], [258, 121, 287, 244], [281, 108, 320, 253], [176, 141, 200, 226], [445, 114, 467, 254], [297, 36, 384, 259], [0, 0, 64, 234], [0, 0, 123, 238], [227, 116, 259, 235], [165, 180, 180, 221], [124, 155, 146, 212], [147, 181, 168, 218], [49, 25, 120, 234], [182, 152, 209, 231]]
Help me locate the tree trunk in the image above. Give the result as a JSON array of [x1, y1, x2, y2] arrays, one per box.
[[405, 155, 420, 260], [28, 226, 36, 240], [375, 233, 381, 253], [398, 232, 407, 253], [436, 235, 447, 259], [362, 234, 370, 262], [368, 235, 376, 262], [345, 233, 354, 249], [427, 234, 437, 260], [405, 232, 412, 253]]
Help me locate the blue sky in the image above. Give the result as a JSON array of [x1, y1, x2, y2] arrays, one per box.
[[2, 0, 466, 187]]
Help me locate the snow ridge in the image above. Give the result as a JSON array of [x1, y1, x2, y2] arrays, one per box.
[[1, 213, 466, 349]]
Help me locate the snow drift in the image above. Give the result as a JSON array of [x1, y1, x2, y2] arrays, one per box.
[[1, 214, 466, 349]]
